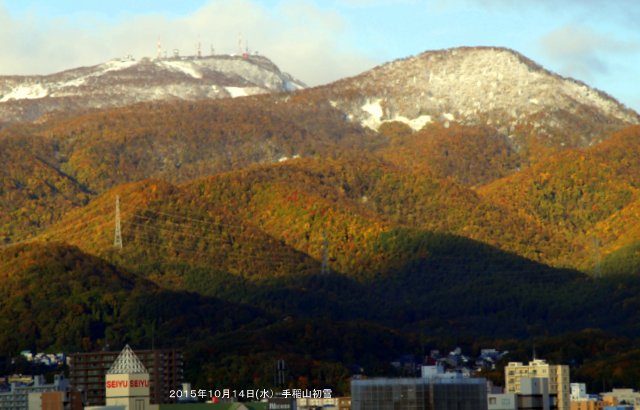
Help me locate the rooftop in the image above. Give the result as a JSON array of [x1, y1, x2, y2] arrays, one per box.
[[107, 345, 148, 375]]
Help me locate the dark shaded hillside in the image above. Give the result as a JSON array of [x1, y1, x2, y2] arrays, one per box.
[[0, 241, 275, 362], [0, 242, 142, 353]]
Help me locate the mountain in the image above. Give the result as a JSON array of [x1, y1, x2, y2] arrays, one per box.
[[2, 47, 639, 266], [0, 53, 305, 125], [312, 46, 639, 166], [5, 46, 640, 394]]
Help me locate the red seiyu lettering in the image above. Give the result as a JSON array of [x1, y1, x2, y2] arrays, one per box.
[[106, 380, 129, 388]]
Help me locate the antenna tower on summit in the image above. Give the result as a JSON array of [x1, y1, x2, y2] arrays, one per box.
[[156, 38, 162, 60], [237, 33, 243, 55], [114, 195, 123, 250]]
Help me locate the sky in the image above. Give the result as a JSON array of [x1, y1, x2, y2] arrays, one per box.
[[1, 0, 639, 111]]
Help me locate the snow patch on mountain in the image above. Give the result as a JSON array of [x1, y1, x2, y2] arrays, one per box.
[[159, 60, 203, 79], [0, 84, 48, 102], [225, 87, 249, 97], [391, 114, 433, 131], [360, 99, 384, 129]]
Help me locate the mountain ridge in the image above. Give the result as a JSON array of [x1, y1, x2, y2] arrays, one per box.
[[0, 53, 305, 125], [311, 46, 639, 156]]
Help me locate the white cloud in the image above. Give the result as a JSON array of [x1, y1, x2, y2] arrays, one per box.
[[538, 25, 640, 81], [0, 0, 376, 86], [437, 0, 640, 25]]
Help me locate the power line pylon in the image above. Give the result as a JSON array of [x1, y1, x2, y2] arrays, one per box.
[[321, 229, 330, 275], [114, 195, 123, 250]]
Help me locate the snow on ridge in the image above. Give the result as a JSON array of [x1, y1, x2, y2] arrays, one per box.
[[225, 87, 249, 98], [0, 83, 48, 102], [101, 59, 138, 74], [60, 59, 138, 88], [159, 60, 203, 79], [283, 79, 304, 92]]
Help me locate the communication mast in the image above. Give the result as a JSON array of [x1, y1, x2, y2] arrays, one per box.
[[156, 38, 162, 60], [114, 195, 123, 250], [243, 38, 249, 59]]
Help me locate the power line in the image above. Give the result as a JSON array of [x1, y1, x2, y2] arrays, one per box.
[[114, 195, 123, 250], [321, 229, 330, 275], [126, 225, 307, 262], [138, 209, 250, 231], [129, 236, 310, 269]]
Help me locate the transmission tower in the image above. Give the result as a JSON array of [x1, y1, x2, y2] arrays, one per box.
[[593, 236, 601, 278], [114, 195, 123, 250], [321, 229, 330, 275]]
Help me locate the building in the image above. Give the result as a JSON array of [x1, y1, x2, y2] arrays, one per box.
[[571, 401, 602, 410], [69, 348, 182, 406], [101, 345, 156, 410], [518, 378, 557, 410], [351, 374, 488, 410], [505, 360, 569, 410], [570, 383, 602, 410], [601, 389, 640, 408], [0, 375, 71, 410], [490, 379, 561, 410], [41, 391, 83, 410], [488, 393, 517, 410]]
